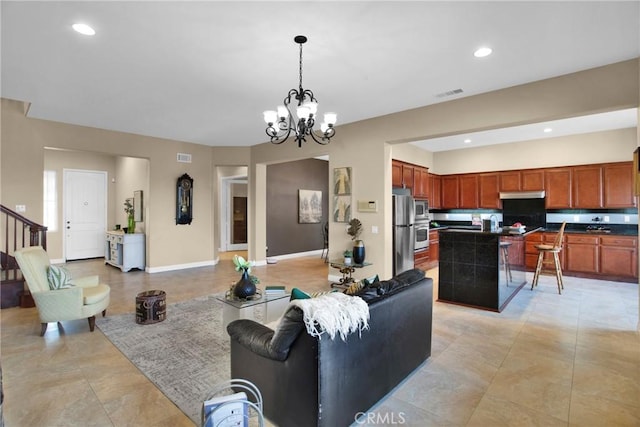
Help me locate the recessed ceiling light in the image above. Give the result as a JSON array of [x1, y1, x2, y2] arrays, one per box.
[[72, 23, 95, 36], [474, 47, 492, 58], [464, 139, 472, 143], [543, 128, 553, 133]]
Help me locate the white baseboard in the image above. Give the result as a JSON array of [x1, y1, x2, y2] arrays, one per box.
[[147, 259, 218, 274]]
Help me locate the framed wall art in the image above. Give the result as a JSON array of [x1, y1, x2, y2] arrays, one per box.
[[333, 167, 352, 195], [298, 189, 322, 224], [333, 195, 352, 223]]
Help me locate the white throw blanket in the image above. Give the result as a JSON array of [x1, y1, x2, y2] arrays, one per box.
[[289, 292, 369, 341]]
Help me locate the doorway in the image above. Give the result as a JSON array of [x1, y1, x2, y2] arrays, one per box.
[[63, 169, 107, 260], [220, 174, 248, 252]]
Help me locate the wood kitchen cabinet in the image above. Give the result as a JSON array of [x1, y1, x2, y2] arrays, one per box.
[[392, 161, 403, 188], [413, 167, 430, 199], [525, 232, 543, 271], [499, 171, 522, 192], [479, 173, 500, 208], [521, 169, 545, 191], [392, 160, 415, 191], [545, 168, 572, 208], [414, 248, 430, 271], [572, 165, 603, 208], [603, 162, 636, 208], [565, 234, 599, 274], [600, 235, 637, 278], [441, 175, 459, 208], [459, 174, 479, 208], [526, 231, 566, 272], [429, 174, 442, 208], [429, 229, 440, 266]]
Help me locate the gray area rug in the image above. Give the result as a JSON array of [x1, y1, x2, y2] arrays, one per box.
[[96, 294, 261, 424]]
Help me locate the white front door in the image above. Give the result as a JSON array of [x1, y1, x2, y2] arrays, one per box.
[[64, 169, 107, 260]]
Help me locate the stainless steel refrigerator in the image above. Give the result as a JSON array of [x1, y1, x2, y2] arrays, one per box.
[[392, 194, 415, 275]]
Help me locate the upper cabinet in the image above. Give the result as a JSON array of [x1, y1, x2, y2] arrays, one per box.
[[479, 173, 501, 209], [521, 169, 545, 191], [545, 167, 572, 208], [392, 160, 429, 199], [499, 171, 521, 192], [396, 161, 635, 210], [603, 162, 636, 208], [498, 169, 544, 192], [413, 167, 430, 199], [572, 165, 603, 208], [458, 174, 479, 208], [441, 176, 459, 209], [429, 173, 442, 209]]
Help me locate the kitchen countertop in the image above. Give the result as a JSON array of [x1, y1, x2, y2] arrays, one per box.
[[437, 227, 541, 237]]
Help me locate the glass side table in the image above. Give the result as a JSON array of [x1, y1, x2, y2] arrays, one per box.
[[216, 291, 291, 334], [329, 259, 372, 288]]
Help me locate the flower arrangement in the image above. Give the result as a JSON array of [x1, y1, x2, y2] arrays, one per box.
[[232, 255, 260, 284], [124, 199, 134, 217]]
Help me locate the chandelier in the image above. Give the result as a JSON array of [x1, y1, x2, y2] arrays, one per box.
[[263, 35, 337, 148]]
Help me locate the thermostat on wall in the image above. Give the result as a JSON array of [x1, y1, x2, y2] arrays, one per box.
[[357, 200, 378, 213]]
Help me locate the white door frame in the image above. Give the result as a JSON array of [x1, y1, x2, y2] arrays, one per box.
[[219, 175, 248, 252], [63, 168, 108, 261]]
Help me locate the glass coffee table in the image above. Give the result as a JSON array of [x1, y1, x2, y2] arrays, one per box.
[[217, 290, 291, 334]]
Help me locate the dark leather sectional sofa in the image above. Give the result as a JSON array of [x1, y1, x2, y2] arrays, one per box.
[[227, 268, 433, 427]]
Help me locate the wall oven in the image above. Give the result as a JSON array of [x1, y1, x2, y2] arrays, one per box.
[[414, 200, 429, 221], [415, 220, 430, 250]]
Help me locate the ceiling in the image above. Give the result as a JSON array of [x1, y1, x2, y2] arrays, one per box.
[[2, 2, 639, 150]]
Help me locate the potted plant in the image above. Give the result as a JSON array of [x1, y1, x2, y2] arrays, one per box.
[[343, 250, 353, 265], [232, 255, 259, 299], [347, 217, 365, 264]]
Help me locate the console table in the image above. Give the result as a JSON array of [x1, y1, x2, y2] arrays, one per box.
[[329, 260, 372, 288], [105, 231, 145, 272]]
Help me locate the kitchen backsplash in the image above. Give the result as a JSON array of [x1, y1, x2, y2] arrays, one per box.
[[431, 211, 638, 226]]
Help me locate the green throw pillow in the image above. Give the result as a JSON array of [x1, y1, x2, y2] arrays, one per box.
[[290, 287, 311, 301], [363, 274, 380, 287], [47, 265, 74, 290]]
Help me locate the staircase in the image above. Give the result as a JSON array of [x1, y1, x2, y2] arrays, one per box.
[[0, 205, 47, 308]]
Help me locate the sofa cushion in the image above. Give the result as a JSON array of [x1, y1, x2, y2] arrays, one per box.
[[355, 268, 425, 304], [47, 265, 75, 290]]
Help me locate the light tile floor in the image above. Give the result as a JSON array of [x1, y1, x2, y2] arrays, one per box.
[[1, 254, 638, 426]]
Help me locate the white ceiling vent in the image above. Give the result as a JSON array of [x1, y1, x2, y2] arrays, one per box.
[[435, 88, 464, 98], [177, 153, 192, 163]]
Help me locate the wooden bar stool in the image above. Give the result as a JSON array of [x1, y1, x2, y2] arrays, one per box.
[[531, 222, 566, 294], [499, 241, 512, 284]]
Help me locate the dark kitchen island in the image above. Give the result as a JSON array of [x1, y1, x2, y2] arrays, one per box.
[[438, 228, 538, 312]]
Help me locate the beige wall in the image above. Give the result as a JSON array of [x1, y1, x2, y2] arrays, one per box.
[[1, 98, 226, 270], [2, 58, 638, 279], [433, 128, 637, 175]]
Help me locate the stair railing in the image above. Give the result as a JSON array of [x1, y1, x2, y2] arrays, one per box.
[[1, 204, 47, 280]]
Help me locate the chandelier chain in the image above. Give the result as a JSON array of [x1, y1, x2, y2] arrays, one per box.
[[298, 42, 303, 94]]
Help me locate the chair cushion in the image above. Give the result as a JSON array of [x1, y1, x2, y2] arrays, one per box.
[[82, 284, 110, 305], [47, 265, 75, 290]]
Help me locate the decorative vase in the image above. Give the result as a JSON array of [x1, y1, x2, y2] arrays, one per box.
[[127, 215, 136, 234], [233, 270, 256, 299], [353, 240, 365, 264]]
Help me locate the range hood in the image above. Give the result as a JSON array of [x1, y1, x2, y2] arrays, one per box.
[[500, 191, 546, 199]]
